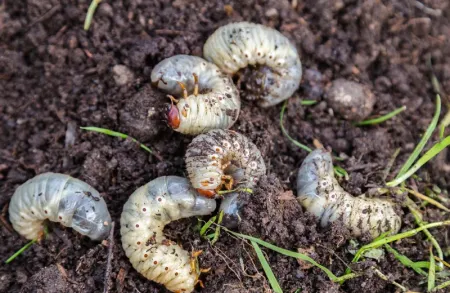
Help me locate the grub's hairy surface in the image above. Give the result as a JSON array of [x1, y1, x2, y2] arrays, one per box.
[[185, 129, 266, 197], [204, 22, 302, 107], [151, 55, 240, 135], [9, 173, 111, 241], [120, 176, 216, 293], [297, 149, 401, 239]]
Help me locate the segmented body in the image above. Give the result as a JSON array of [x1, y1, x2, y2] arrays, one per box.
[[203, 22, 302, 107], [151, 55, 240, 135], [9, 173, 111, 241], [120, 176, 216, 293], [297, 149, 401, 239], [185, 129, 266, 196]]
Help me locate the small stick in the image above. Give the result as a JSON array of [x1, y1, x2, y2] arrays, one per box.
[[372, 266, 408, 292], [103, 221, 115, 293]]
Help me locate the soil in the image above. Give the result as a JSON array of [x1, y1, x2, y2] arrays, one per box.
[[1, 0, 450, 292]]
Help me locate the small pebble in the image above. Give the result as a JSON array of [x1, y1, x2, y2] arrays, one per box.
[[112, 65, 135, 86], [325, 79, 375, 121], [265, 8, 278, 18]]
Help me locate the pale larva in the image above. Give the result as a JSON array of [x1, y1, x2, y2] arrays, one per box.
[[9, 172, 111, 241], [203, 22, 302, 108], [297, 149, 401, 239], [120, 176, 217, 293], [151, 55, 241, 135], [185, 129, 266, 198]]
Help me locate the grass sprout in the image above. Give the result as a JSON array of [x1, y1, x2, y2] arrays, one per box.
[[223, 227, 360, 282], [80, 126, 162, 160], [355, 106, 406, 126], [5, 226, 48, 264], [428, 247, 436, 291], [280, 100, 348, 177], [387, 134, 450, 187], [345, 220, 450, 275], [384, 244, 427, 276], [393, 94, 441, 181], [251, 241, 283, 293], [84, 0, 102, 31]]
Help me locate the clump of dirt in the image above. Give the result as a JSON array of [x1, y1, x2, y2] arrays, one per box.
[[1, 0, 450, 292]]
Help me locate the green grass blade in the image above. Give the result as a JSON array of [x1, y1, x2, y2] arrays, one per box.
[[210, 210, 224, 245], [300, 100, 318, 106], [355, 106, 406, 126], [345, 220, 450, 275], [5, 226, 47, 264], [251, 241, 283, 293], [407, 201, 444, 270], [200, 215, 216, 236], [333, 166, 348, 179], [84, 0, 102, 31], [225, 228, 339, 281], [280, 100, 313, 153], [5, 239, 37, 264], [429, 248, 436, 291], [384, 244, 427, 276], [394, 94, 441, 179], [387, 135, 450, 187], [280, 100, 348, 174], [432, 280, 450, 291], [81, 126, 162, 160]]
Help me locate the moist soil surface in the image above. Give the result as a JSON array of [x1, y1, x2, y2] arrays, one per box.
[[1, 0, 450, 292]]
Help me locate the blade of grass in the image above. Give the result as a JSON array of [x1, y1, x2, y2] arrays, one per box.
[[222, 227, 361, 282], [5, 239, 37, 264], [217, 188, 253, 195], [387, 135, 450, 187], [210, 210, 224, 245], [200, 215, 217, 237], [394, 94, 441, 179], [334, 166, 348, 179], [5, 226, 48, 264], [404, 188, 450, 212], [434, 256, 450, 269], [300, 100, 318, 106], [80, 126, 162, 161], [355, 106, 406, 126], [345, 220, 450, 275], [372, 266, 408, 292], [251, 241, 283, 293], [84, 0, 102, 31], [407, 199, 444, 270], [429, 59, 448, 141], [428, 247, 436, 291], [280, 100, 312, 153], [281, 100, 348, 174], [432, 280, 450, 291], [382, 148, 401, 181], [384, 244, 427, 276]]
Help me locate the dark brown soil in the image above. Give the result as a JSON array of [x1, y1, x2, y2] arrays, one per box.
[[1, 0, 450, 292]]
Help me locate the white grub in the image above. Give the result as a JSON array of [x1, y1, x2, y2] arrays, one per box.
[[151, 55, 240, 135], [204, 22, 302, 107], [120, 176, 216, 293], [185, 129, 266, 198], [9, 173, 111, 241], [297, 149, 401, 239]]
